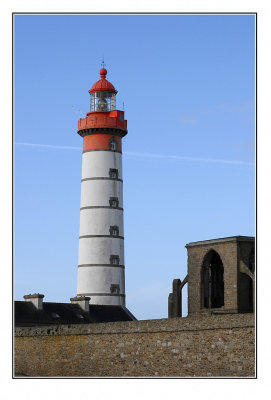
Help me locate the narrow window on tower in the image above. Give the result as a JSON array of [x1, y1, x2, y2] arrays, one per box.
[[110, 284, 120, 294], [109, 197, 119, 208], [110, 255, 120, 265], [109, 137, 117, 151], [109, 168, 118, 179], [109, 226, 119, 236]]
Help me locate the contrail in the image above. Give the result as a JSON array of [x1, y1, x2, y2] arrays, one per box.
[[15, 142, 254, 166], [15, 142, 81, 150], [124, 151, 254, 166]]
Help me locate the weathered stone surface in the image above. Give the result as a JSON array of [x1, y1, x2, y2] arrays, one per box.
[[14, 313, 255, 377], [186, 237, 254, 315]]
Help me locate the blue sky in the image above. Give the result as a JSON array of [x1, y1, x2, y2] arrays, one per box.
[[14, 14, 255, 320]]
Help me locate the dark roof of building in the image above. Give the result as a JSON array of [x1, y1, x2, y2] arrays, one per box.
[[15, 301, 136, 327]]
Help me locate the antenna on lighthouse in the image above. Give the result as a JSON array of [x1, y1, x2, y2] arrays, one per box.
[[101, 57, 106, 69], [72, 105, 84, 117]]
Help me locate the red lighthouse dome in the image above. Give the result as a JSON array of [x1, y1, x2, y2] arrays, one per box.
[[89, 68, 117, 94], [87, 68, 118, 113]]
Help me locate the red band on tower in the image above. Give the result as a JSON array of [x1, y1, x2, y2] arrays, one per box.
[[83, 134, 122, 152]]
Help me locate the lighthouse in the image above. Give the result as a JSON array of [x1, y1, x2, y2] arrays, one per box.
[[76, 67, 127, 306]]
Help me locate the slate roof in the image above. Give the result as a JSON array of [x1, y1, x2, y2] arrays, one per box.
[[15, 301, 136, 327]]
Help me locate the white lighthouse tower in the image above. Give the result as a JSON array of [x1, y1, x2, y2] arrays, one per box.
[[76, 67, 128, 306]]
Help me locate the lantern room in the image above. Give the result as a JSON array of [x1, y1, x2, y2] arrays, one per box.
[[77, 67, 127, 137], [89, 68, 117, 112]]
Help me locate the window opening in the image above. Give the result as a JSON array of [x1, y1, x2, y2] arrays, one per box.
[[90, 92, 116, 112], [109, 137, 117, 151], [110, 284, 120, 294], [201, 250, 224, 309], [109, 168, 118, 179], [109, 226, 119, 236], [110, 255, 120, 265], [109, 197, 119, 208]]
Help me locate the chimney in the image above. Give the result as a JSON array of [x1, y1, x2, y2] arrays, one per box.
[[70, 296, 90, 312], [23, 293, 44, 310]]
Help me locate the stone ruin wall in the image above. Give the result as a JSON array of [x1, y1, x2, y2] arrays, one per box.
[[14, 313, 255, 377]]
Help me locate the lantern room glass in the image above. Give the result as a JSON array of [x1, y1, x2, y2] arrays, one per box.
[[90, 92, 116, 112]]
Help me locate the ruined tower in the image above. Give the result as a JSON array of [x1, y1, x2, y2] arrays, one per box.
[[76, 67, 127, 306]]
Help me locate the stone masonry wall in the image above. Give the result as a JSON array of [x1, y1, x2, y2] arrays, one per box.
[[14, 313, 255, 377], [187, 240, 239, 314], [186, 238, 254, 315]]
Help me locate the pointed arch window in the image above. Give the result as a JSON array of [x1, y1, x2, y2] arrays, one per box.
[[201, 250, 224, 309]]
